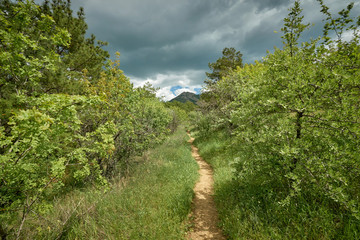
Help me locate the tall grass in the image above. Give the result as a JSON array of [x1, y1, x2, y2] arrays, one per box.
[[193, 130, 360, 240], [18, 126, 198, 240]]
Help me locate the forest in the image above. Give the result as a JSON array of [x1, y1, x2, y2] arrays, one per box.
[[0, 0, 360, 239]]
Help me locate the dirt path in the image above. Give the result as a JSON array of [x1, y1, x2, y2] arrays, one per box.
[[186, 134, 225, 240]]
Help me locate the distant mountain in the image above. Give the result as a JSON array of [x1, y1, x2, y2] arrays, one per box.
[[169, 92, 200, 104]]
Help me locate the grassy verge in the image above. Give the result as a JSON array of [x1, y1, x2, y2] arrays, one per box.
[[20, 126, 198, 239], [193, 130, 360, 240]]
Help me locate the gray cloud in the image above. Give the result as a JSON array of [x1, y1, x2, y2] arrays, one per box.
[[36, 0, 360, 100], [246, 0, 291, 11]]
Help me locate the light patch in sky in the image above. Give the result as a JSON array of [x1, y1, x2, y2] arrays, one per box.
[[194, 88, 202, 94], [174, 87, 196, 96], [155, 86, 199, 101], [170, 85, 184, 95], [131, 71, 203, 101]]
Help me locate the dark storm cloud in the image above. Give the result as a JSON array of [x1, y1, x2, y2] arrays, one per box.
[[247, 0, 291, 11], [84, 0, 238, 50], [34, 0, 360, 100], [69, 0, 260, 76]]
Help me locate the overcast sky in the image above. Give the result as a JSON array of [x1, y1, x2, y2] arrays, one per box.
[[42, 0, 360, 100]]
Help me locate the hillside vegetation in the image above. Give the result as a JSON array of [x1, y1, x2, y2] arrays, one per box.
[[1, 0, 360, 239], [0, 1, 184, 238], [169, 92, 200, 104], [15, 126, 198, 239], [193, 1, 360, 239]]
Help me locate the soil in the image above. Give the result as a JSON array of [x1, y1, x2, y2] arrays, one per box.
[[186, 134, 226, 240]]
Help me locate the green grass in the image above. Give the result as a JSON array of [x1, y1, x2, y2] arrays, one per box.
[[193, 130, 360, 240], [19, 126, 198, 239]]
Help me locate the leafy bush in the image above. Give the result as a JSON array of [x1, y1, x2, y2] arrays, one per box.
[[0, 1, 173, 238], [196, 1, 360, 238]]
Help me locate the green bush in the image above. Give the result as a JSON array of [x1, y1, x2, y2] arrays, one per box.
[[195, 1, 360, 239]]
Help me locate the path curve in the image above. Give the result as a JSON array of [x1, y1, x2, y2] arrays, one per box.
[[186, 133, 225, 240]]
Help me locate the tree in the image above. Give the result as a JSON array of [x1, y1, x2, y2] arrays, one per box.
[[0, 2, 173, 237], [205, 47, 243, 85], [39, 0, 110, 95], [199, 47, 243, 133], [197, 1, 360, 237], [0, 0, 71, 125], [281, 0, 310, 56]]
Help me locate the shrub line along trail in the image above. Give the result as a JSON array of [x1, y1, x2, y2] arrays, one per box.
[[186, 133, 225, 240]]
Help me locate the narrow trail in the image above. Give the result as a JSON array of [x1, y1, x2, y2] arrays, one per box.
[[186, 133, 225, 240]]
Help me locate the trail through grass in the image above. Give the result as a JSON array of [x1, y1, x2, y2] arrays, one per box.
[[186, 133, 225, 240], [194, 131, 360, 240]]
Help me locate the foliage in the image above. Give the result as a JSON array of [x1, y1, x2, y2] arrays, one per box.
[[165, 100, 197, 112], [194, 131, 360, 239], [40, 0, 110, 94], [0, 0, 70, 120], [165, 100, 198, 132], [205, 47, 243, 85], [0, 1, 173, 238], [15, 126, 198, 239], [281, 0, 310, 56], [195, 1, 360, 238], [200, 47, 243, 131]]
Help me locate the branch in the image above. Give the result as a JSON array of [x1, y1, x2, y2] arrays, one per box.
[[14, 146, 33, 165], [303, 113, 360, 125]]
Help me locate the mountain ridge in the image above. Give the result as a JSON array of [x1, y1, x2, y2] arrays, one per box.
[[169, 92, 200, 104]]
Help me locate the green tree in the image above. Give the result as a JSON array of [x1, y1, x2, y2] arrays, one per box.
[[281, 0, 310, 56], [196, 1, 360, 237], [0, 2, 173, 238], [199, 47, 243, 132], [205, 47, 243, 85], [39, 0, 110, 94], [0, 0, 71, 124], [228, 0, 360, 211]]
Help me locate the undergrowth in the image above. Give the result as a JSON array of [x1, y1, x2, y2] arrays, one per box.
[[18, 126, 198, 240], [193, 130, 360, 240]]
